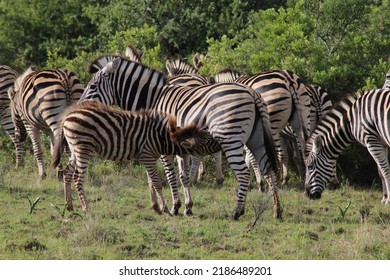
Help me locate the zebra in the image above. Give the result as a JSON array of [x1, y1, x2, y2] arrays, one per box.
[[305, 89, 390, 204], [0, 65, 28, 168], [382, 69, 390, 89], [125, 44, 143, 62], [79, 55, 281, 220], [165, 54, 204, 77], [8, 67, 84, 179], [52, 100, 221, 213], [214, 68, 311, 188], [166, 59, 224, 185]]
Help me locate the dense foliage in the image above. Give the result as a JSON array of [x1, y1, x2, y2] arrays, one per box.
[[0, 0, 389, 186]]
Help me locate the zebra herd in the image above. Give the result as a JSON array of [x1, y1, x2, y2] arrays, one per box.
[[1, 46, 390, 220]]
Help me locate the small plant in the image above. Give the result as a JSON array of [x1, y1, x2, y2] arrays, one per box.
[[244, 195, 269, 232], [51, 203, 83, 219], [337, 201, 352, 221], [359, 204, 371, 223], [27, 197, 41, 214]]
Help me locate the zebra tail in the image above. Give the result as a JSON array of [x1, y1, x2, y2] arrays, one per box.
[[256, 95, 279, 174]]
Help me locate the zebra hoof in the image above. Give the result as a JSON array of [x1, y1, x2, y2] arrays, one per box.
[[232, 208, 245, 220], [274, 206, 283, 220], [184, 208, 193, 216], [151, 204, 163, 215]]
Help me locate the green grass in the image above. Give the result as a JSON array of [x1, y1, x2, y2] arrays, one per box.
[[0, 136, 389, 260]]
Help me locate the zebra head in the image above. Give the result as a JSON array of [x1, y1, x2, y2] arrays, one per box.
[[305, 134, 335, 200], [169, 122, 221, 156], [79, 57, 121, 105]]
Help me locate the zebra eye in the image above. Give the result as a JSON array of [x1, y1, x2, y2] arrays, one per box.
[[307, 164, 315, 172]]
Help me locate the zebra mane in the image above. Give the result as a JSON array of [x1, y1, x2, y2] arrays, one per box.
[[88, 54, 167, 82], [310, 94, 356, 139]]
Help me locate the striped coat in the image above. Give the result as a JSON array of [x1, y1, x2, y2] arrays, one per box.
[[305, 89, 390, 204], [8, 68, 84, 179], [53, 101, 221, 212], [0, 65, 27, 167], [79, 56, 281, 220]]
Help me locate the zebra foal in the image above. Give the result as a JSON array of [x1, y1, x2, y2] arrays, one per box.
[[52, 101, 220, 213], [305, 89, 390, 204]]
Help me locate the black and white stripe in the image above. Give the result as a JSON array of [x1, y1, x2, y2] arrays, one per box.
[[0, 65, 27, 167], [53, 100, 220, 212], [8, 67, 84, 179], [305, 89, 390, 204], [215, 69, 311, 188], [79, 55, 281, 220]]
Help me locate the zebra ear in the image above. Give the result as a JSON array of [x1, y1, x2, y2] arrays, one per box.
[[313, 135, 323, 154], [103, 58, 121, 76], [165, 60, 173, 75], [7, 87, 15, 100]]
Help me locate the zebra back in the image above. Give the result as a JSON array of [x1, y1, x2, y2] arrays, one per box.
[[214, 68, 244, 83], [168, 73, 209, 87]]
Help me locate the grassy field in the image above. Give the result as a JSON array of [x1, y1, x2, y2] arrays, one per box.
[[0, 136, 389, 260]]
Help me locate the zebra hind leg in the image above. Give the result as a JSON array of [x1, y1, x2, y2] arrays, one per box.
[[160, 155, 182, 215]]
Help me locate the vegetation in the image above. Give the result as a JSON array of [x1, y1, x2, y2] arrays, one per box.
[[0, 137, 390, 260], [0, 0, 390, 260]]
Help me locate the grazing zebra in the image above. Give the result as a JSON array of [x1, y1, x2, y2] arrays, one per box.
[[79, 55, 281, 220], [305, 89, 390, 204], [382, 69, 390, 89], [280, 84, 335, 184], [0, 65, 27, 167], [214, 68, 311, 188], [8, 67, 84, 179], [53, 100, 221, 212]]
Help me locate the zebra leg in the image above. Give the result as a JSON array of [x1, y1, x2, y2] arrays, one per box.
[[177, 155, 193, 216], [26, 125, 47, 180], [245, 146, 265, 191], [246, 124, 282, 220], [366, 143, 390, 204], [50, 132, 63, 180], [142, 159, 170, 215], [213, 151, 224, 185], [219, 142, 251, 220], [146, 172, 160, 214], [159, 155, 182, 215], [278, 136, 290, 187], [63, 159, 76, 211], [189, 155, 201, 183], [73, 149, 93, 211]]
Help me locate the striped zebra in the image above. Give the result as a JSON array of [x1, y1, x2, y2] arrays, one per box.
[[166, 59, 223, 185], [214, 68, 311, 188], [280, 84, 335, 184], [305, 89, 390, 204], [52, 100, 221, 212], [79, 55, 281, 220], [125, 44, 143, 62], [8, 67, 84, 179], [0, 65, 28, 167], [382, 69, 390, 89], [165, 54, 203, 77]]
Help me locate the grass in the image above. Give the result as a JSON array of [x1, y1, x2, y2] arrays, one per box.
[[0, 135, 389, 260]]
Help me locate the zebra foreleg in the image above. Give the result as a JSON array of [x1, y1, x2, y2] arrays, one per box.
[[213, 151, 224, 185], [189, 155, 202, 183], [160, 155, 182, 215], [177, 155, 193, 216]]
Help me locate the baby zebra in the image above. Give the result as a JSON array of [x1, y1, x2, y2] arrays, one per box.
[[52, 101, 220, 213]]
